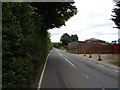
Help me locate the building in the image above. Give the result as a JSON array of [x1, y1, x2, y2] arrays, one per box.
[[85, 38, 106, 45]]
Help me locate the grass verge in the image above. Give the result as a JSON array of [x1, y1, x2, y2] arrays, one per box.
[[111, 60, 120, 66], [58, 47, 76, 54]]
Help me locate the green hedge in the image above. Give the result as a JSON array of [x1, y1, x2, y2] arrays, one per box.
[[2, 2, 52, 88]]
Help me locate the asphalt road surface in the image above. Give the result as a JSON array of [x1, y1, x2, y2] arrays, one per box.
[[39, 48, 119, 89]]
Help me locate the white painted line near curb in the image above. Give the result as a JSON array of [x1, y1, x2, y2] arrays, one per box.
[[37, 50, 51, 89], [65, 58, 78, 70]]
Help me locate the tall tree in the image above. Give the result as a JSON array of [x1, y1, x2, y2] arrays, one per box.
[[112, 1, 120, 29], [30, 2, 77, 30], [60, 33, 71, 46], [71, 34, 78, 42]]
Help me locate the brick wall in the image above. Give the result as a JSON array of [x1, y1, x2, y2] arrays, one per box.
[[77, 44, 112, 54], [112, 44, 120, 53], [68, 42, 112, 54]]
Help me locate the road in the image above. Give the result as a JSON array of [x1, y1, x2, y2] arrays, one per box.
[[38, 48, 119, 89]]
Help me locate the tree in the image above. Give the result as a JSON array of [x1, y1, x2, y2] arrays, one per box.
[[71, 34, 78, 42], [60, 33, 71, 46], [112, 1, 120, 29], [30, 2, 77, 30], [60, 33, 79, 46], [52, 42, 63, 48]]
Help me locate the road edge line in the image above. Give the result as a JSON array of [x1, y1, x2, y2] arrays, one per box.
[[37, 50, 52, 89]]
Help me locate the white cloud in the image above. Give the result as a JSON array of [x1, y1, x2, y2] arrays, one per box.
[[49, 0, 118, 42]]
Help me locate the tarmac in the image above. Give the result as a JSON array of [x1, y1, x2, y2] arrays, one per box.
[[76, 54, 119, 71]]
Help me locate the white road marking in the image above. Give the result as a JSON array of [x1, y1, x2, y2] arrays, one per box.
[[37, 51, 51, 89], [65, 58, 78, 70], [60, 54, 62, 56], [83, 74, 89, 78], [56, 49, 63, 56], [113, 69, 119, 72], [56, 49, 60, 53], [57, 50, 63, 56], [86, 76, 89, 78], [102, 88, 106, 90]]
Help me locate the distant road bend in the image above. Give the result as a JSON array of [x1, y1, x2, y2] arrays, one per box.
[[38, 48, 119, 89]]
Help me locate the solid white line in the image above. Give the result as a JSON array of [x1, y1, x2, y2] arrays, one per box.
[[65, 58, 78, 69], [37, 50, 51, 89]]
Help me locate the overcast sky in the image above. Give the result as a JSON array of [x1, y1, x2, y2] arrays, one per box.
[[49, 0, 119, 43]]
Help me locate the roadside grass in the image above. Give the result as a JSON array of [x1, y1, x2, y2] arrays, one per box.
[[58, 47, 76, 54], [65, 49, 76, 54], [59, 47, 66, 50], [111, 60, 120, 66]]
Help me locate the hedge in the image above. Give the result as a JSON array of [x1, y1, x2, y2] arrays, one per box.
[[2, 2, 52, 88]]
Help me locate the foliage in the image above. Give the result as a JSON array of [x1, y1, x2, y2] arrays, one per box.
[[60, 33, 71, 46], [66, 49, 76, 54], [60, 33, 78, 46], [30, 2, 77, 30], [111, 60, 120, 66], [112, 1, 120, 29], [71, 34, 78, 42], [55, 46, 76, 54], [52, 42, 63, 48], [2, 2, 77, 88]]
